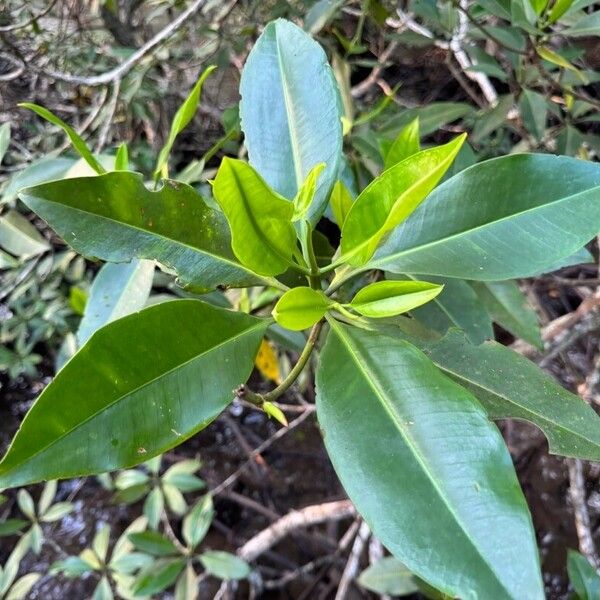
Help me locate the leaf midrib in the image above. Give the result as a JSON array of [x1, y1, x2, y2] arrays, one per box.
[[370, 183, 600, 270], [328, 319, 514, 597], [21, 192, 265, 284], [0, 318, 267, 475]]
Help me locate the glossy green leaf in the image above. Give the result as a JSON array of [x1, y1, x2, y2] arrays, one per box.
[[349, 280, 442, 318], [317, 321, 543, 599], [567, 550, 600, 599], [128, 531, 178, 556], [199, 551, 250, 580], [548, 0, 575, 22], [77, 260, 154, 346], [405, 275, 493, 344], [212, 158, 296, 276], [0, 300, 268, 487], [383, 118, 420, 170], [293, 163, 325, 222], [330, 180, 353, 228], [400, 328, 600, 461], [272, 287, 331, 331], [0, 210, 49, 259], [341, 135, 466, 265], [239, 18, 342, 224], [372, 154, 600, 280], [20, 103, 105, 175], [133, 558, 185, 596], [471, 280, 542, 348], [19, 171, 267, 291], [358, 557, 418, 596], [114, 144, 129, 171], [154, 66, 216, 182]]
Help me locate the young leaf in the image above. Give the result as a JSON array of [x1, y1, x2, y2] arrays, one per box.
[[394, 327, 600, 462], [114, 143, 129, 171], [349, 280, 443, 318], [383, 118, 420, 170], [471, 280, 542, 348], [567, 550, 600, 599], [128, 531, 178, 556], [371, 154, 600, 280], [133, 558, 186, 596], [19, 172, 268, 292], [272, 287, 331, 331], [330, 180, 353, 228], [19, 103, 106, 175], [0, 301, 268, 487], [358, 557, 418, 596], [212, 158, 296, 276], [292, 163, 325, 222], [77, 260, 155, 347], [154, 66, 216, 183], [341, 135, 466, 265], [199, 551, 250, 580], [316, 322, 544, 599], [182, 495, 213, 549], [239, 18, 342, 224], [406, 275, 493, 345], [263, 401, 288, 426]]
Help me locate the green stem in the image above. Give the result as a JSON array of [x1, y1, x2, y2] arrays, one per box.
[[236, 321, 323, 405], [304, 223, 321, 289]]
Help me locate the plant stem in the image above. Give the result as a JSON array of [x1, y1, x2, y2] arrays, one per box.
[[304, 224, 321, 289], [236, 321, 323, 405]]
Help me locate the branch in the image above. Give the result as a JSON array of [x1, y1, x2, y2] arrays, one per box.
[[238, 500, 356, 561], [41, 0, 210, 86]]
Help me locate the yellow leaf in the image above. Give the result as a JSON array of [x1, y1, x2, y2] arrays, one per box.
[[255, 339, 281, 384]]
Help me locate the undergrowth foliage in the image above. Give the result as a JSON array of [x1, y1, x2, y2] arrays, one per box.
[[1, 4, 600, 598]]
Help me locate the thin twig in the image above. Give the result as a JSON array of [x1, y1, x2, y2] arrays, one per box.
[[334, 520, 370, 600]]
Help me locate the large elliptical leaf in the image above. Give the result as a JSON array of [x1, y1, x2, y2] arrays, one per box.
[[0, 300, 268, 487], [239, 18, 342, 224], [317, 321, 543, 599], [414, 329, 600, 461], [372, 154, 600, 280], [19, 172, 267, 292], [212, 158, 296, 276], [341, 135, 466, 265]]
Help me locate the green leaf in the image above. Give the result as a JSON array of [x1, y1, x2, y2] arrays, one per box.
[[0, 520, 28, 537], [272, 287, 331, 331], [263, 401, 288, 426], [0, 210, 49, 259], [564, 10, 600, 36], [548, 0, 575, 22], [0, 300, 268, 487], [17, 490, 35, 520], [182, 495, 213, 549], [304, 0, 344, 34], [349, 280, 443, 318], [51, 556, 94, 577], [330, 180, 353, 228], [212, 158, 296, 276], [0, 123, 10, 166], [567, 550, 600, 599], [143, 487, 164, 530], [199, 551, 250, 580], [91, 576, 113, 600], [292, 163, 325, 222], [19, 103, 106, 175], [358, 557, 418, 596], [520, 90, 547, 141], [19, 171, 267, 292], [133, 558, 185, 596], [341, 135, 466, 265], [114, 144, 129, 171], [128, 531, 178, 556], [154, 66, 216, 182], [471, 280, 542, 348], [383, 118, 420, 170], [5, 573, 41, 600], [239, 18, 342, 224], [316, 322, 544, 599], [371, 154, 600, 280], [77, 260, 155, 346], [379, 102, 472, 137], [93, 525, 111, 563], [399, 328, 600, 461], [406, 275, 493, 345]]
